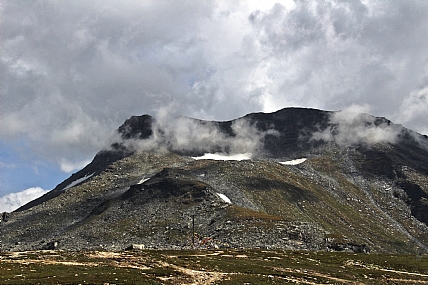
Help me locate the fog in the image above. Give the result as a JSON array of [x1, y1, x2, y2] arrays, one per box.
[[312, 105, 402, 147]]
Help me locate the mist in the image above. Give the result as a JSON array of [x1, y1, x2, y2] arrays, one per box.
[[117, 112, 268, 157], [312, 105, 403, 147]]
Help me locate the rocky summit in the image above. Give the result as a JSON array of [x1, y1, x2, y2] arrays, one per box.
[[1, 107, 428, 254]]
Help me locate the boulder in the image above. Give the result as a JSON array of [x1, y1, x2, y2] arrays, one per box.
[[43, 241, 59, 250], [1, 212, 9, 223], [125, 244, 145, 250]]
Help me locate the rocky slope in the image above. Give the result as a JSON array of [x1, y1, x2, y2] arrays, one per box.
[[1, 108, 428, 254]]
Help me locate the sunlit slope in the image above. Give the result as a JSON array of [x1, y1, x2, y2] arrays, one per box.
[[1, 148, 427, 253]]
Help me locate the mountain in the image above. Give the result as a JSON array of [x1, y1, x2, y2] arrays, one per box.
[[1, 107, 428, 254]]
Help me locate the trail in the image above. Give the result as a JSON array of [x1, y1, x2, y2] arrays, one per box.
[[156, 261, 226, 285]]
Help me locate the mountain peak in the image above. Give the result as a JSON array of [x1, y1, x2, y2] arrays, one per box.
[[118, 114, 153, 140], [3, 108, 428, 253]]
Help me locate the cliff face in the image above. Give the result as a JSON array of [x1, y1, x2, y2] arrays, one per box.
[[2, 108, 428, 253]]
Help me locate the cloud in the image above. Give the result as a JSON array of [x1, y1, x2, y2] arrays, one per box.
[[312, 105, 402, 146], [59, 158, 92, 173], [1, 0, 218, 167], [1, 0, 428, 183], [396, 86, 428, 135], [0, 187, 48, 212]]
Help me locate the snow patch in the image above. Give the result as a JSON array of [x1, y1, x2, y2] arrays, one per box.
[[279, 158, 307, 165], [217, 193, 232, 204], [192, 153, 252, 161], [137, 177, 150, 184], [63, 173, 94, 190]]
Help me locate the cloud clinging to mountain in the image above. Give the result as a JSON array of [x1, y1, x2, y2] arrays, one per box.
[[311, 105, 403, 147], [117, 108, 269, 156]]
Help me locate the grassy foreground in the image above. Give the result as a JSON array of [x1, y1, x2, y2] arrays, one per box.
[[1, 249, 428, 284]]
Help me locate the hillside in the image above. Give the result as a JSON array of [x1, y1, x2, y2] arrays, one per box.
[[1, 108, 428, 254]]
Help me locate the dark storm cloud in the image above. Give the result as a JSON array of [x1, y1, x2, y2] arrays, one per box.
[[1, 0, 217, 170], [242, 1, 428, 118], [2, 0, 428, 172]]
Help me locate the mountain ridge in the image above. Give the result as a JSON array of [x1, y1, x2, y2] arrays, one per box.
[[2, 107, 428, 253]]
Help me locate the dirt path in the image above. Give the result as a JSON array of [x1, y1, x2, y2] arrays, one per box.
[[156, 261, 226, 285], [273, 266, 365, 284]]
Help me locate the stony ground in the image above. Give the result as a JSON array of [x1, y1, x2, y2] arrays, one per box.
[[2, 149, 428, 254]]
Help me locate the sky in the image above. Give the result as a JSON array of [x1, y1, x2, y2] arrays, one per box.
[[1, 0, 428, 211]]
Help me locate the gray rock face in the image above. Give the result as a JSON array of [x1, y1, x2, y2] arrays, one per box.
[[1, 212, 9, 223], [42, 241, 59, 250], [2, 108, 428, 253]]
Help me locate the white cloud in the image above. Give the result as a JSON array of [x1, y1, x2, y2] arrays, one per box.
[[0, 187, 48, 212], [59, 158, 91, 173], [396, 86, 428, 135], [312, 105, 402, 146], [119, 112, 267, 156]]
